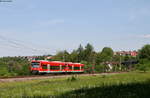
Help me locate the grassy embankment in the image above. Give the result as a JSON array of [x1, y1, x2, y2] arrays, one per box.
[[0, 72, 150, 98]]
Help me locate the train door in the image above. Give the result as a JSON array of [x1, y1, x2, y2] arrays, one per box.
[[64, 64, 69, 72]]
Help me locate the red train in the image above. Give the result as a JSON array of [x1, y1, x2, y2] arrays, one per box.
[[30, 60, 84, 74]]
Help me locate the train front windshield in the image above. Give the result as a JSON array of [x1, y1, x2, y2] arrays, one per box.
[[31, 62, 40, 68]]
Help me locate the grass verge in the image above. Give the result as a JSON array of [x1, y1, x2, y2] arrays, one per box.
[[0, 72, 150, 98]]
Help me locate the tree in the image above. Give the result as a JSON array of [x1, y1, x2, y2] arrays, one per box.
[[97, 47, 114, 63], [63, 50, 70, 62], [52, 51, 64, 61], [70, 50, 78, 62], [84, 43, 94, 63], [113, 54, 122, 62], [137, 64, 148, 72], [85, 43, 94, 54], [96, 52, 101, 65], [53, 50, 70, 61], [124, 55, 130, 61], [77, 44, 84, 53], [8, 61, 14, 72], [77, 44, 84, 62], [139, 44, 150, 60]]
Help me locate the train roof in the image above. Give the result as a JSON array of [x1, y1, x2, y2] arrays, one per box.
[[31, 60, 84, 66]]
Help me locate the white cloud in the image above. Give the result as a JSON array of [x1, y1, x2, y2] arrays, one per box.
[[135, 34, 150, 39], [128, 34, 150, 39], [141, 34, 150, 38]]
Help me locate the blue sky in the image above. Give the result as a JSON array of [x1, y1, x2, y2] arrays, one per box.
[[0, 0, 150, 56]]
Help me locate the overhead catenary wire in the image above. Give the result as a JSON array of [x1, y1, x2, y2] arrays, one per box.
[[0, 34, 50, 55], [0, 35, 39, 51]]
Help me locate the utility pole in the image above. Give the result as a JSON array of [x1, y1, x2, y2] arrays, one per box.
[[119, 51, 122, 71], [92, 55, 95, 74], [63, 50, 65, 62]]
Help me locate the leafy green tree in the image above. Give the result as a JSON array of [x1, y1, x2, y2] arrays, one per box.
[[113, 54, 121, 62], [96, 47, 114, 63], [96, 52, 101, 65], [70, 50, 78, 62], [77, 44, 84, 62], [63, 50, 70, 62], [84, 43, 94, 63], [8, 61, 14, 72], [52, 51, 64, 61], [124, 55, 130, 61], [81, 61, 93, 73], [139, 44, 150, 60], [137, 64, 148, 72], [0, 57, 30, 76], [53, 50, 70, 62], [77, 44, 84, 53], [135, 58, 150, 72]]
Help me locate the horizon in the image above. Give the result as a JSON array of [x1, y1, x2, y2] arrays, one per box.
[[0, 45, 139, 57], [0, 0, 150, 56]]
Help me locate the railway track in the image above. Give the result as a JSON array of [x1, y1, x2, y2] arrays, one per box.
[[0, 72, 127, 82]]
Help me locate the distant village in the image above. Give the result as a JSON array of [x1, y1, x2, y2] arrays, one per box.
[[114, 51, 138, 57]]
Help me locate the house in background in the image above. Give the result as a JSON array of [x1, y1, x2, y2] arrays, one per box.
[[114, 51, 138, 57]]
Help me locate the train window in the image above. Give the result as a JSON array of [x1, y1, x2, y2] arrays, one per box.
[[74, 67, 80, 70], [31, 62, 40, 68], [50, 66, 60, 70], [42, 65, 47, 69], [62, 66, 66, 69], [69, 66, 72, 70]]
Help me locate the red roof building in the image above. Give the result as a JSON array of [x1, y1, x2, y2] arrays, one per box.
[[115, 51, 138, 57]]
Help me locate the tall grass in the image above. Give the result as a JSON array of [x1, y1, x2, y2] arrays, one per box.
[[0, 72, 150, 98]]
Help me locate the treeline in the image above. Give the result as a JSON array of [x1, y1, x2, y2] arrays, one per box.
[[0, 57, 30, 76], [51, 43, 137, 72], [51, 43, 150, 73], [52, 43, 117, 64], [136, 44, 150, 72], [1, 43, 150, 76]]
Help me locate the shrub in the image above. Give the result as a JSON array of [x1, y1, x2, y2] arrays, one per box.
[[0, 57, 30, 76], [67, 75, 78, 81], [137, 64, 149, 72], [95, 65, 106, 73]]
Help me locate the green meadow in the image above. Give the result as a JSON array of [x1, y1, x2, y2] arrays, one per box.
[[0, 72, 150, 98]]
